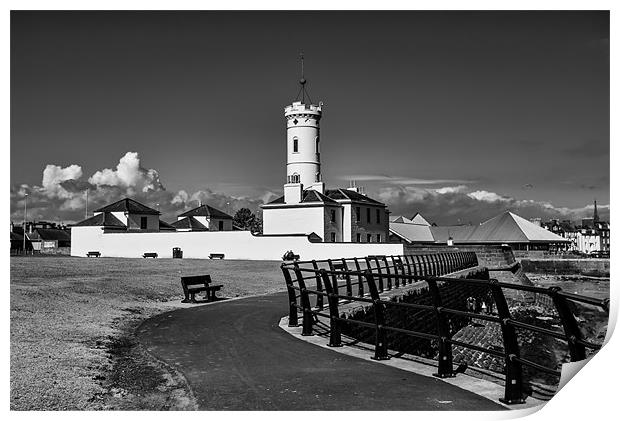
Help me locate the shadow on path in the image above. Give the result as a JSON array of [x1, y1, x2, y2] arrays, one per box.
[[137, 292, 505, 410]]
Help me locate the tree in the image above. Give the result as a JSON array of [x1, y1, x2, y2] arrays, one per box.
[[233, 208, 258, 232]]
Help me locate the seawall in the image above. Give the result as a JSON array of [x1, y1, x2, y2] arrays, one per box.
[[520, 258, 610, 277]]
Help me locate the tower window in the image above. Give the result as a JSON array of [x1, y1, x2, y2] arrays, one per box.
[[315, 137, 319, 153], [293, 137, 299, 153]]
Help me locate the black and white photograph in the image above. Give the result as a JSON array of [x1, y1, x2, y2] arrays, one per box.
[[7, 4, 615, 415]]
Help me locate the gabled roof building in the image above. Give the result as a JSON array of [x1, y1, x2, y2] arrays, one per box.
[[390, 211, 569, 251]]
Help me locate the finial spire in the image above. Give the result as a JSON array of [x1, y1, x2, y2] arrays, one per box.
[[593, 199, 599, 223], [295, 52, 312, 104]]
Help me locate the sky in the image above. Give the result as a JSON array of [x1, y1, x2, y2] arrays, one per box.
[[10, 11, 609, 225]]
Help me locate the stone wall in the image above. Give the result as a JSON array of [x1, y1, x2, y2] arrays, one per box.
[[520, 258, 610, 277]]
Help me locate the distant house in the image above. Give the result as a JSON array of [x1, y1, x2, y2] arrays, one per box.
[[171, 216, 209, 232], [26, 228, 71, 254], [176, 204, 233, 231], [390, 211, 569, 252], [73, 198, 161, 232]]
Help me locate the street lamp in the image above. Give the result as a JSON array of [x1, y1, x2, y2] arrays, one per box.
[[23, 193, 28, 254]]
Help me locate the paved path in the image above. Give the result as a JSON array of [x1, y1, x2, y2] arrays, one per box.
[[137, 292, 505, 410]]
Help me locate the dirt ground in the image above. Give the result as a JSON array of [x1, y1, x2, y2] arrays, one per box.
[[10, 256, 286, 410]]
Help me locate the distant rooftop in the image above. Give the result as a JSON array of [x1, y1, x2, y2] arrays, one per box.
[[178, 204, 232, 219], [94, 198, 160, 215]]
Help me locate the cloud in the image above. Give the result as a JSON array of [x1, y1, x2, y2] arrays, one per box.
[[88, 152, 164, 193], [375, 185, 609, 225], [339, 174, 474, 185], [41, 164, 83, 199], [434, 185, 468, 195], [10, 152, 269, 224], [467, 190, 511, 203]]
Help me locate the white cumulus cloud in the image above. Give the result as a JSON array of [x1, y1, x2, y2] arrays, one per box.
[[88, 152, 164, 193]]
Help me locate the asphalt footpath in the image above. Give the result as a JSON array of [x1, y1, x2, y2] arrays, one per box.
[[137, 292, 505, 411]]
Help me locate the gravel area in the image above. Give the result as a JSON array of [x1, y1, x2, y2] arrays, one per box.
[[10, 256, 286, 410]]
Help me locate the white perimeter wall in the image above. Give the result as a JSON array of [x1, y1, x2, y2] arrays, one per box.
[[263, 206, 326, 238], [71, 227, 403, 260]]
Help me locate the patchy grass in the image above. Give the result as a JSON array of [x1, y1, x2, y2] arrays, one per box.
[[10, 256, 285, 410]]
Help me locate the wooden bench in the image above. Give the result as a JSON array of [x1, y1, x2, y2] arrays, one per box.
[[209, 253, 225, 259], [86, 251, 101, 258], [180, 275, 223, 303], [143, 252, 158, 258]]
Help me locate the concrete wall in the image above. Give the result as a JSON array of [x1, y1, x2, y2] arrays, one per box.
[[262, 206, 327, 239], [71, 227, 404, 260], [520, 258, 610, 277]]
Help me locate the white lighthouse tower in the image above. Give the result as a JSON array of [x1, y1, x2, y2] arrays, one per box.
[[283, 54, 324, 204]]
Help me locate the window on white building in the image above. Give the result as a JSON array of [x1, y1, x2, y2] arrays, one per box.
[[293, 137, 299, 153]]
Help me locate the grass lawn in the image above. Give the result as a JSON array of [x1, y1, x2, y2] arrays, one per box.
[[10, 256, 286, 410]]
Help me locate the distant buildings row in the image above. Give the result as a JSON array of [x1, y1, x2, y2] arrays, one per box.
[[388, 201, 609, 257], [534, 201, 610, 255], [388, 211, 571, 253]]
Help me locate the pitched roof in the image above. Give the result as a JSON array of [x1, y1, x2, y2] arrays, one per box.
[[27, 228, 71, 242], [325, 188, 385, 205], [171, 216, 209, 230], [389, 222, 435, 243], [72, 212, 126, 228], [178, 204, 232, 219], [265, 189, 339, 205], [410, 213, 431, 226], [431, 212, 569, 243], [389, 211, 569, 244], [159, 220, 176, 231], [390, 215, 413, 223], [95, 198, 160, 215]]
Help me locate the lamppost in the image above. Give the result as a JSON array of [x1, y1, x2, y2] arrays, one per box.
[[23, 193, 28, 254]]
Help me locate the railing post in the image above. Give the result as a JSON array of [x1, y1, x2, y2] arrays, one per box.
[[327, 259, 340, 298], [353, 257, 364, 296], [548, 287, 587, 361], [390, 256, 400, 288], [281, 264, 298, 327], [373, 256, 384, 292], [436, 253, 445, 275], [364, 270, 390, 360], [311, 260, 323, 310], [341, 258, 353, 298], [426, 277, 455, 378], [320, 269, 342, 347], [488, 279, 525, 404], [382, 256, 392, 290], [404, 254, 413, 280], [447, 252, 455, 273], [293, 267, 314, 336]]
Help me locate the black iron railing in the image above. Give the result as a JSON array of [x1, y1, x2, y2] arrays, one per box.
[[281, 252, 609, 405]]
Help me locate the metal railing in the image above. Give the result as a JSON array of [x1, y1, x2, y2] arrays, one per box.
[[281, 252, 609, 405]]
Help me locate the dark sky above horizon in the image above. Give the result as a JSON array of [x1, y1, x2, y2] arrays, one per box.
[[10, 11, 610, 224]]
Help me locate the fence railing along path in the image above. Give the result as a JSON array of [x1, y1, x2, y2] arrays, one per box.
[[281, 252, 609, 405]]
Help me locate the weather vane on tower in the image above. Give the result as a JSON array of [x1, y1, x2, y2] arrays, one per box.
[[295, 52, 312, 104]]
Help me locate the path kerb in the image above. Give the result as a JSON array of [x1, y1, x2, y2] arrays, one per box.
[[279, 315, 547, 413]]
